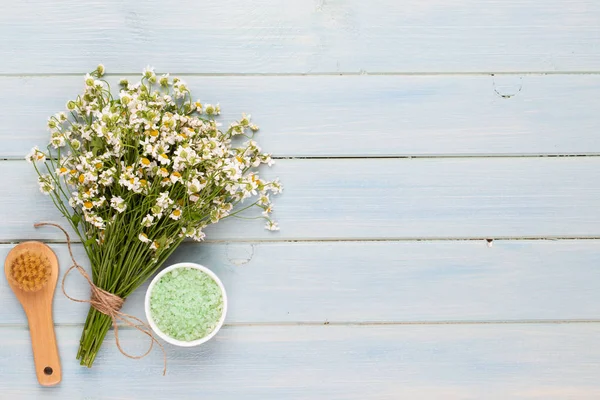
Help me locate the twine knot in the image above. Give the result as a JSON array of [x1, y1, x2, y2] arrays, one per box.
[[90, 286, 125, 316], [34, 222, 167, 375]]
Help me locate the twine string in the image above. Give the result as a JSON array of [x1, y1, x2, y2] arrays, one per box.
[[34, 222, 167, 375]]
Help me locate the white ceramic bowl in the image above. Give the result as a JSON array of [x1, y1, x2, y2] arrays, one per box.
[[145, 262, 228, 347]]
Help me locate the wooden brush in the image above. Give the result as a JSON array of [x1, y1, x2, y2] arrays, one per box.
[[4, 241, 62, 386]]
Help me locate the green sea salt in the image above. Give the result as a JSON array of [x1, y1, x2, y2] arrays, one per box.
[[150, 267, 224, 342]]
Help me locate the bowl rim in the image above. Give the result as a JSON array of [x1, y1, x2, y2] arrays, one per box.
[[144, 262, 228, 347]]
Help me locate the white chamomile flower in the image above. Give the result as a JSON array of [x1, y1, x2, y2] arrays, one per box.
[[84, 73, 95, 87], [159, 74, 170, 87], [143, 66, 156, 81], [158, 167, 170, 178], [157, 153, 171, 165], [205, 104, 216, 115], [262, 204, 273, 217], [110, 196, 127, 213], [169, 208, 182, 220], [99, 167, 116, 186], [191, 230, 206, 242], [138, 233, 150, 243], [151, 205, 163, 218], [182, 226, 196, 238], [170, 171, 182, 183], [92, 196, 106, 208], [258, 194, 270, 206], [70, 139, 81, 150], [38, 175, 54, 195], [50, 133, 66, 148], [66, 100, 77, 111], [265, 221, 280, 231], [55, 166, 69, 176], [156, 192, 174, 209], [141, 214, 154, 227], [150, 241, 160, 250], [85, 213, 105, 229], [186, 178, 202, 194], [119, 92, 132, 105], [269, 180, 283, 194], [26, 146, 46, 163]]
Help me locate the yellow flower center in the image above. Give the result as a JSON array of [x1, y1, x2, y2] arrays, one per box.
[[78, 175, 85, 183], [160, 153, 168, 159], [150, 130, 159, 137], [59, 167, 67, 174], [140, 179, 147, 186], [172, 171, 181, 178], [130, 178, 135, 184], [141, 158, 151, 166], [153, 241, 159, 248], [83, 201, 93, 209], [173, 209, 181, 217], [160, 167, 169, 175], [70, 169, 77, 175], [95, 163, 103, 169]]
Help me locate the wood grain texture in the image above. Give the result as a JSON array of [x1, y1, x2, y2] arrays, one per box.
[[4, 242, 61, 386], [3, 74, 600, 158], [2, 241, 600, 325], [5, 157, 600, 241], [1, 0, 600, 74], [2, 324, 600, 399]]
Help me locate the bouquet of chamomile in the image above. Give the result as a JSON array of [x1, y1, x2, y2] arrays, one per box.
[[27, 65, 281, 367]]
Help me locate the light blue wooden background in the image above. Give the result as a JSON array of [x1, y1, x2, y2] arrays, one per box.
[[1, 0, 600, 398]]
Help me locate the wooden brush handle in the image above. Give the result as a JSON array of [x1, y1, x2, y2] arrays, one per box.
[[25, 305, 61, 386]]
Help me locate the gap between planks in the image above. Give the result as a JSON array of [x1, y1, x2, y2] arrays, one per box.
[[4, 154, 600, 162], [2, 71, 600, 78], [2, 319, 600, 330], [3, 237, 600, 245]]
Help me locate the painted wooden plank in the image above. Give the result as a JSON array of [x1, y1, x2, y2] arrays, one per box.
[[4, 157, 600, 241], [1, 0, 600, 74], [2, 324, 600, 399], [3, 75, 600, 158], [2, 241, 600, 325]]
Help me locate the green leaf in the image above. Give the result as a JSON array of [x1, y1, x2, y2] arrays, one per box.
[[71, 214, 81, 228], [84, 238, 96, 247], [90, 136, 104, 156]]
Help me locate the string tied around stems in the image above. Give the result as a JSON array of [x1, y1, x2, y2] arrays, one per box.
[[34, 222, 167, 375]]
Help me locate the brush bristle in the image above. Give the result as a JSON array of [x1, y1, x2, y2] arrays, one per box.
[[9, 252, 51, 292]]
